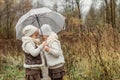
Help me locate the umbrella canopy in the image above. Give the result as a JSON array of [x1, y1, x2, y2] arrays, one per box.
[[15, 7, 66, 40]]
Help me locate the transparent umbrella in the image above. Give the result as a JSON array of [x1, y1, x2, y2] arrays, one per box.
[[15, 7, 66, 40]]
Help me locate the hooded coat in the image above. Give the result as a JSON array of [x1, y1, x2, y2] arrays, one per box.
[[22, 36, 45, 69], [43, 32, 65, 69]]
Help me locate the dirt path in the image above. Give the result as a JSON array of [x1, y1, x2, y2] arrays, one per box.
[[41, 67, 51, 80]]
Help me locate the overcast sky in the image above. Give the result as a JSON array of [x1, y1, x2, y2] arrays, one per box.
[[31, 0, 120, 12], [31, 0, 120, 21], [31, 0, 64, 11]]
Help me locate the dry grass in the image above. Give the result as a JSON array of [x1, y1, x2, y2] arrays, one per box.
[[0, 22, 120, 80], [60, 24, 120, 80], [0, 52, 25, 80], [0, 39, 24, 80]]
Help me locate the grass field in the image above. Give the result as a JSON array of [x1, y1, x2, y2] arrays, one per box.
[[0, 25, 120, 80]]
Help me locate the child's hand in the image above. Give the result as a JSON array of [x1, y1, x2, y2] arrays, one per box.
[[44, 46, 50, 52], [42, 42, 47, 47]]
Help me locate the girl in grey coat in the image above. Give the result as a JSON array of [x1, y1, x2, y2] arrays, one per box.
[[39, 24, 65, 80]]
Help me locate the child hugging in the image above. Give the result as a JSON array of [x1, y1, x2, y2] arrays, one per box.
[[22, 24, 65, 80], [39, 24, 65, 80], [22, 25, 45, 80]]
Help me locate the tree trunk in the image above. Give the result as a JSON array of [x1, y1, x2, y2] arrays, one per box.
[[75, 0, 81, 19], [71, 0, 75, 11], [5, 0, 10, 38], [104, 0, 111, 24], [105, 0, 116, 28], [110, 0, 116, 28]]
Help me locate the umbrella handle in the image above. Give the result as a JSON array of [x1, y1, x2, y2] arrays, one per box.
[[35, 15, 43, 35]]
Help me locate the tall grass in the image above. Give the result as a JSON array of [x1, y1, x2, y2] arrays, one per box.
[[0, 40, 24, 80], [60, 24, 120, 80], [0, 23, 120, 80], [0, 53, 24, 80]]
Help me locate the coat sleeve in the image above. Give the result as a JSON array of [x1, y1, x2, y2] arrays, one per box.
[[25, 43, 43, 57], [48, 41, 62, 58]]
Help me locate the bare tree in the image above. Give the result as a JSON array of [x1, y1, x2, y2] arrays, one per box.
[[4, 0, 11, 38], [104, 0, 110, 24], [110, 0, 116, 28], [104, 0, 116, 28], [75, 0, 81, 19], [0, 0, 32, 39]]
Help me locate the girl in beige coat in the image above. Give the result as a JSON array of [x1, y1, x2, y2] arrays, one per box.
[[22, 25, 45, 80]]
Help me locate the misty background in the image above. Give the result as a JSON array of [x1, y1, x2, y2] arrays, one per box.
[[0, 0, 120, 80]]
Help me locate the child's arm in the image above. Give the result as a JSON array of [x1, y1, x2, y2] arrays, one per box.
[[26, 43, 44, 57], [45, 41, 62, 58]]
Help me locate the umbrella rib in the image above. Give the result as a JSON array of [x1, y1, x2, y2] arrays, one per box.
[[38, 16, 60, 27], [31, 17, 37, 24]]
